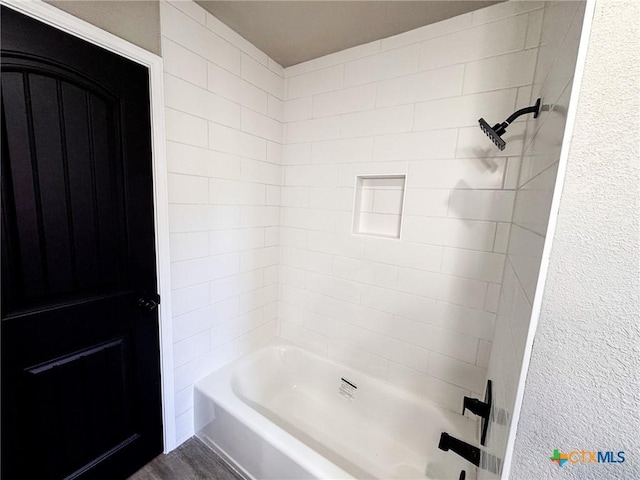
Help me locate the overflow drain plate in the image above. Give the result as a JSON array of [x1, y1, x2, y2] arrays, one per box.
[[338, 377, 357, 401]]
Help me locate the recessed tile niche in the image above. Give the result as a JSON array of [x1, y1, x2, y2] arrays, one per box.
[[352, 175, 406, 239]]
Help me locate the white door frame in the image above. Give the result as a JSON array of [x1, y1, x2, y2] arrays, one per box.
[[1, 0, 177, 452]]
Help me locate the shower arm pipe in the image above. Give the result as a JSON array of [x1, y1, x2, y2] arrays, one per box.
[[505, 101, 541, 125], [495, 98, 542, 134]]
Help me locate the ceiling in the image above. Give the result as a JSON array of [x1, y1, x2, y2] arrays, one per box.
[[195, 1, 502, 67]]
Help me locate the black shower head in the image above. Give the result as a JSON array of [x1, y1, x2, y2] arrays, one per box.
[[479, 118, 506, 151], [478, 98, 542, 151]]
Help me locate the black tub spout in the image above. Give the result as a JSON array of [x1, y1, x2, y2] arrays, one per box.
[[438, 432, 480, 466]]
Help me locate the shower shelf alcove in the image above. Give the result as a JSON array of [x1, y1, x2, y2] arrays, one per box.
[[352, 174, 407, 240]]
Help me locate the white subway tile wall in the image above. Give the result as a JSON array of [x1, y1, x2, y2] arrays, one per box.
[[160, 0, 560, 449], [479, 2, 586, 479], [161, 0, 282, 445], [280, 1, 545, 413]]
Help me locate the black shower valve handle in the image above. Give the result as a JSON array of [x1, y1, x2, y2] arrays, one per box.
[[462, 379, 492, 446], [462, 396, 490, 419]]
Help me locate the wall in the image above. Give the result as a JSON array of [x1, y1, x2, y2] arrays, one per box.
[[160, 0, 284, 445], [479, 2, 587, 477], [279, 1, 544, 411], [45, 0, 162, 56], [158, 0, 598, 454], [510, 0, 640, 478]]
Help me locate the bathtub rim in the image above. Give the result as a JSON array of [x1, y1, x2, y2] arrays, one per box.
[[195, 341, 356, 479], [195, 339, 479, 480]]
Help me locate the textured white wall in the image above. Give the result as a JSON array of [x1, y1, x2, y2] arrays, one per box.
[[510, 0, 640, 478], [279, 1, 544, 412], [160, 0, 283, 446], [479, 2, 587, 477]]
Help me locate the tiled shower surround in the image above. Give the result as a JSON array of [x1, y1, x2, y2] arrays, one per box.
[[481, 2, 586, 477], [161, 0, 284, 443], [161, 0, 557, 445], [278, 1, 545, 411]]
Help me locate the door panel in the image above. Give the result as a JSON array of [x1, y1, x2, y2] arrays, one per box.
[[1, 6, 162, 479], [2, 70, 128, 310], [26, 337, 134, 478]]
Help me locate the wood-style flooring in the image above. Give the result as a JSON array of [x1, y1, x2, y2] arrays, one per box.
[[129, 437, 244, 480]]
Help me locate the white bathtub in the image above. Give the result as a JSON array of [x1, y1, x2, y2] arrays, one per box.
[[195, 343, 478, 480]]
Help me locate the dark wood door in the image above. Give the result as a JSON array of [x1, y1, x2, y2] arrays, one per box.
[[1, 7, 163, 479]]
